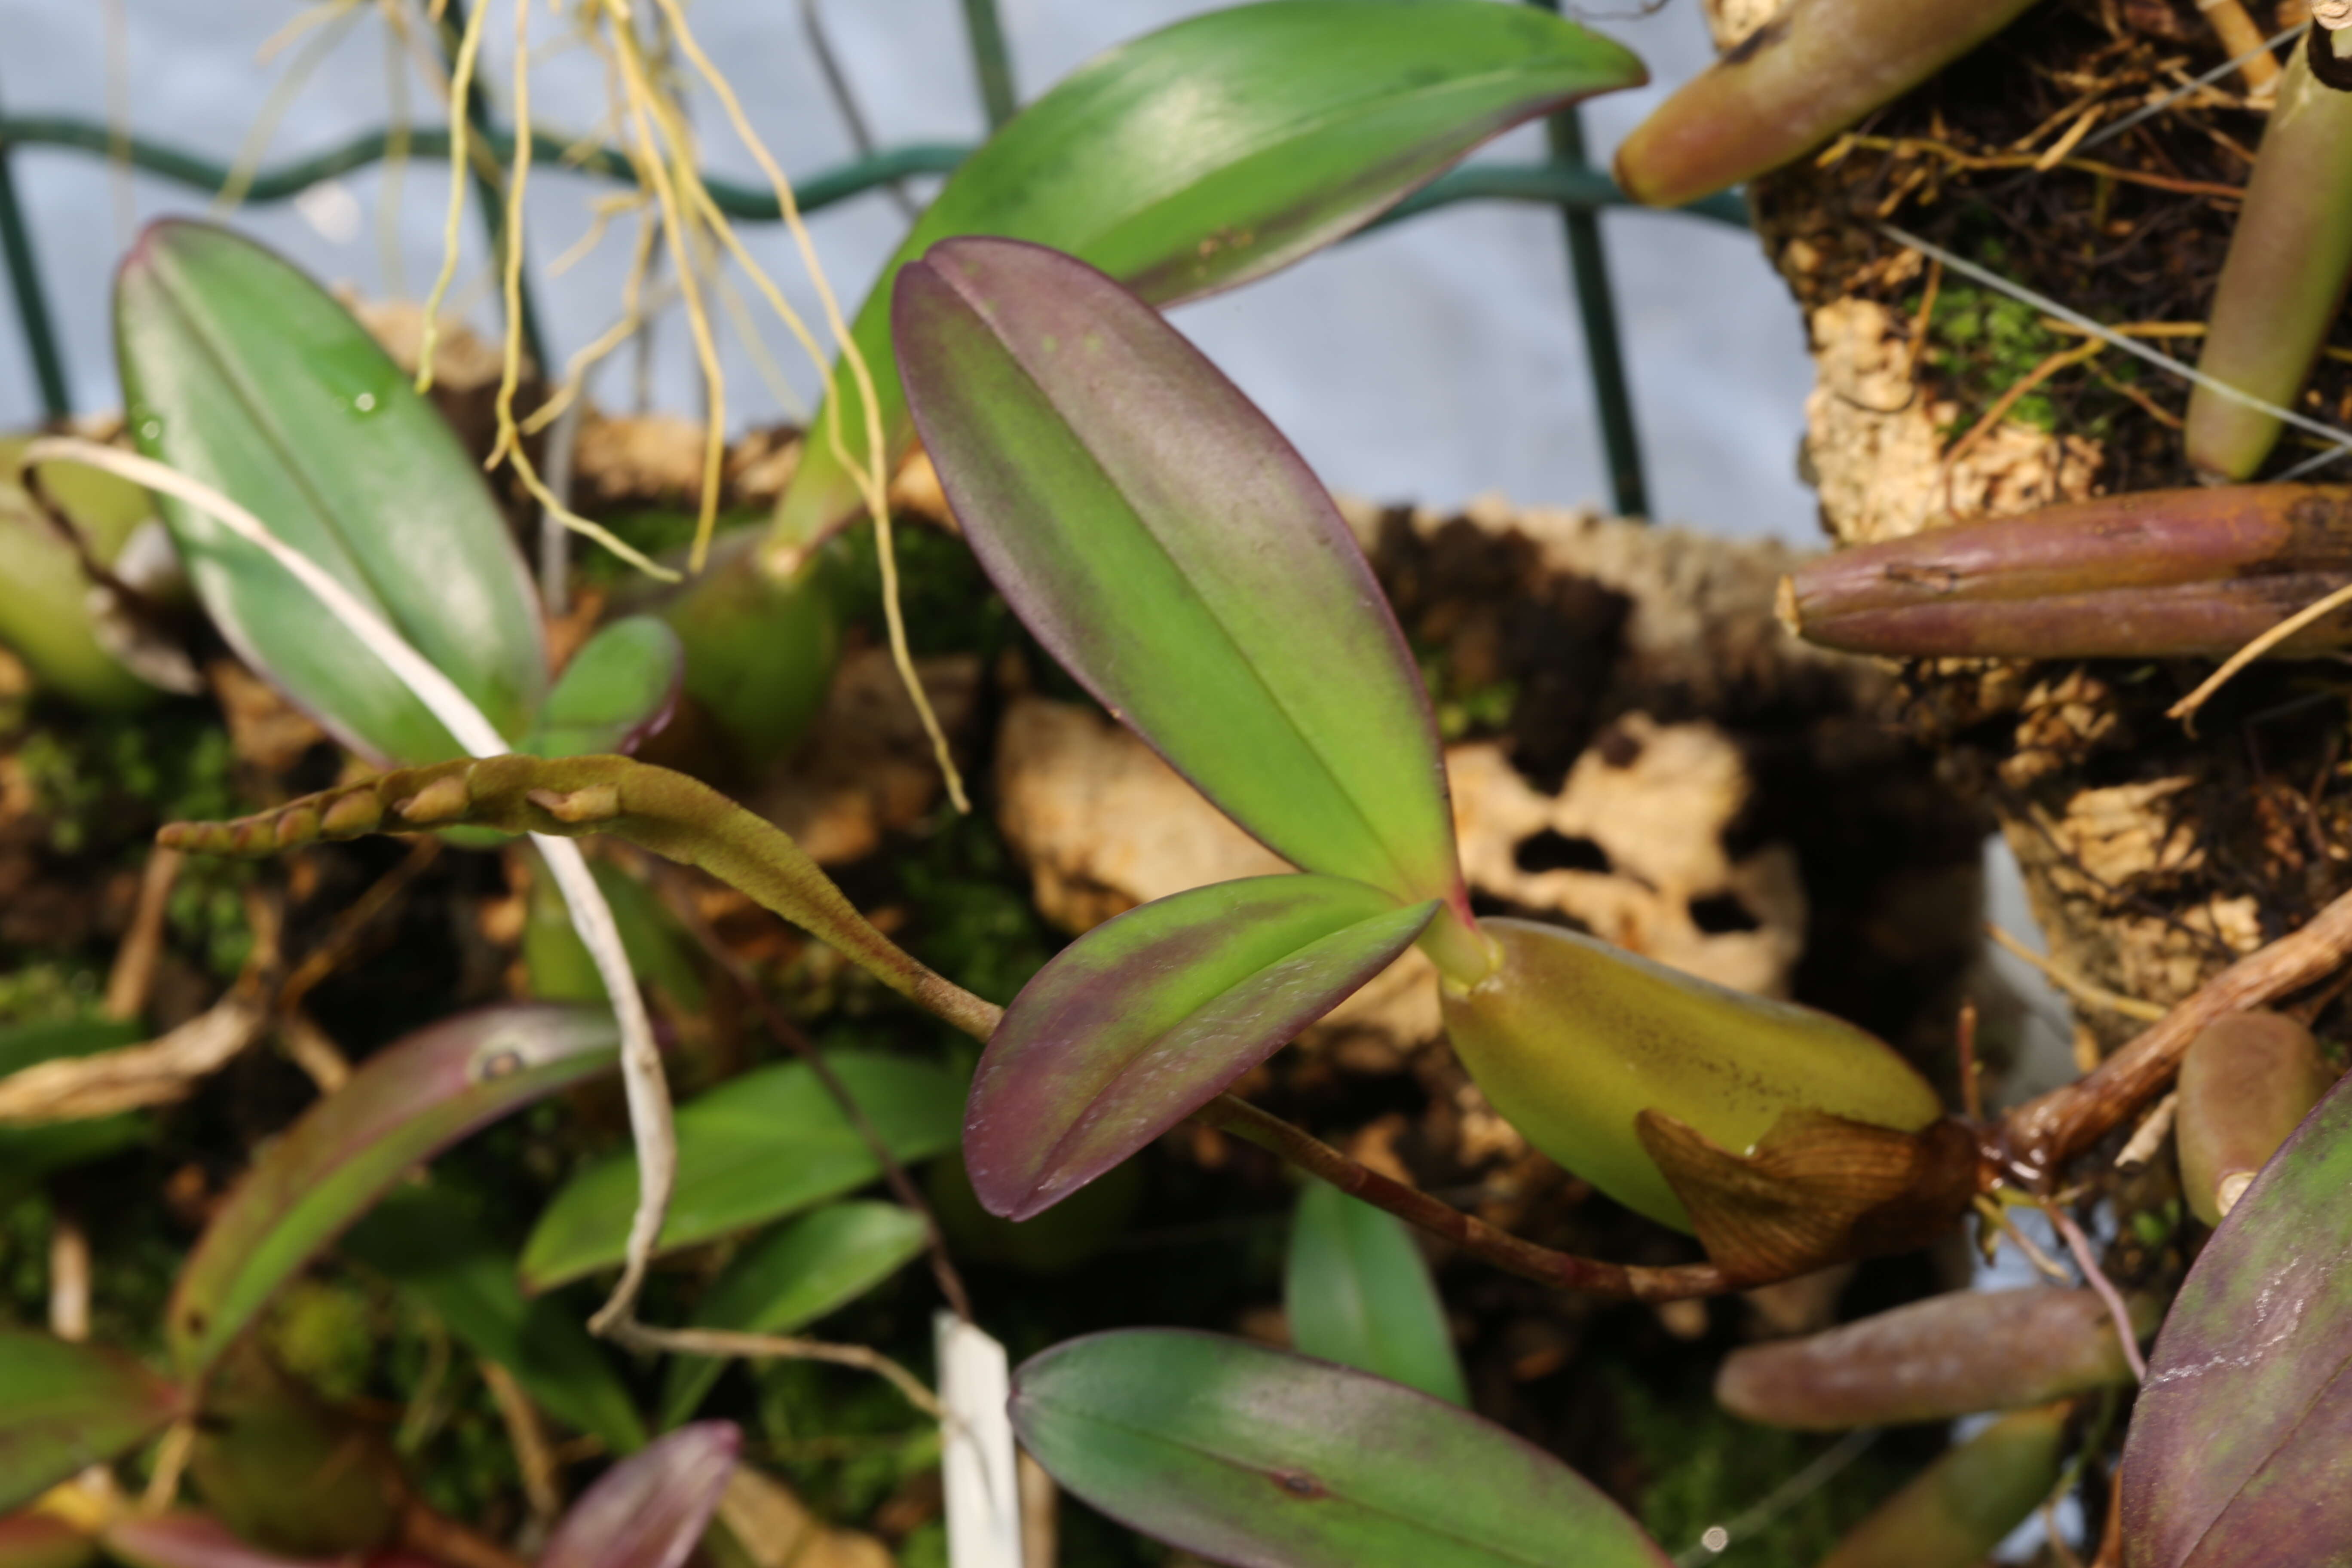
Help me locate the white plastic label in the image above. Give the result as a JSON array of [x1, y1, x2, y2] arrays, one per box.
[[936, 1313, 1024, 1568]]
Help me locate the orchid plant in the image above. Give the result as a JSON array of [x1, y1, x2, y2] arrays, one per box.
[[129, 224, 2352, 1562], [16, 3, 2352, 1564]]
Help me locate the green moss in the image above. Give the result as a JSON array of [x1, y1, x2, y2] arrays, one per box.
[[1920, 285, 2064, 436], [1613, 1368, 1912, 1566], [898, 1522, 948, 1568], [0, 960, 106, 1027], [85, 1204, 180, 1358], [18, 708, 236, 854], [573, 508, 756, 588], [268, 1280, 378, 1404], [0, 1194, 51, 1325], [894, 808, 1057, 1011], [829, 521, 1007, 661], [167, 856, 255, 980], [754, 1356, 942, 1525]]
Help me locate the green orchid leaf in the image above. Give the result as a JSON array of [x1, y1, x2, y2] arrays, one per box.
[[1286, 1180, 1467, 1406], [2123, 1066, 2352, 1567], [658, 1202, 927, 1429], [1014, 1330, 1669, 1568], [526, 617, 683, 759], [965, 875, 1434, 1221], [0, 437, 160, 710], [775, 0, 1645, 544], [165, 1004, 620, 1379], [0, 1329, 185, 1512], [541, 1423, 738, 1568], [896, 237, 1461, 906], [0, 1019, 150, 1203], [0, 1513, 96, 1568], [520, 1051, 962, 1292], [116, 220, 545, 764], [342, 1182, 648, 1455]]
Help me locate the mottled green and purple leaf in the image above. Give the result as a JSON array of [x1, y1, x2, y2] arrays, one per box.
[[965, 876, 1435, 1220], [1012, 1330, 1670, 1568], [896, 237, 1461, 910], [165, 1004, 619, 1378]]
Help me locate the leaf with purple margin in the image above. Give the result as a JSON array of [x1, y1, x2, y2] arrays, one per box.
[[895, 238, 1461, 908], [540, 1422, 738, 1568], [0, 1329, 185, 1511], [1012, 1330, 1670, 1568], [2122, 1066, 2352, 1568], [116, 220, 545, 765], [525, 616, 683, 759], [165, 1004, 619, 1380], [966, 875, 1435, 1221], [776, 0, 1645, 545]]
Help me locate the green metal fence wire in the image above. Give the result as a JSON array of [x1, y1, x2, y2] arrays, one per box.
[[0, 0, 1745, 517]]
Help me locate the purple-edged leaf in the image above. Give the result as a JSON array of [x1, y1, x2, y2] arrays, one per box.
[[2123, 1067, 2352, 1568], [896, 239, 1461, 909], [166, 1004, 620, 1380], [116, 220, 546, 765], [967, 875, 1434, 1220], [542, 1423, 738, 1568], [0, 1514, 95, 1568], [0, 1330, 184, 1511], [1013, 1330, 1669, 1568], [526, 616, 683, 759], [775, 0, 1646, 544], [101, 1516, 429, 1568]]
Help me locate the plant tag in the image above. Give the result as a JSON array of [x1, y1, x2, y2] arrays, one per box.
[[937, 1313, 1024, 1568]]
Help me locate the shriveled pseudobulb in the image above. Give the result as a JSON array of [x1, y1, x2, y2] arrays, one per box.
[[1717, 1287, 2151, 1430]]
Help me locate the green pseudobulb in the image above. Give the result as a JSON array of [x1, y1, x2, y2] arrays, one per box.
[[1440, 918, 1941, 1231]]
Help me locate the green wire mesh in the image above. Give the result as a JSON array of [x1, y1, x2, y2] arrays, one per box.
[[0, 0, 1743, 516]]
